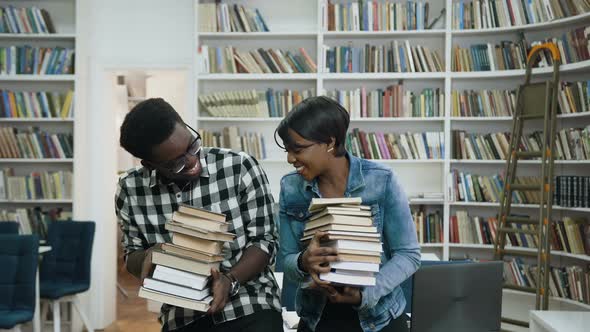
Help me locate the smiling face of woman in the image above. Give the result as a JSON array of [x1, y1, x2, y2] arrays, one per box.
[[285, 129, 334, 181]]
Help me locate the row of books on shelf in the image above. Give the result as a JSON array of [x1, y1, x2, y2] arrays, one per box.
[[198, 3, 269, 33], [200, 127, 267, 161], [452, 26, 589, 72], [555, 176, 590, 208], [0, 90, 74, 119], [0, 46, 75, 75], [0, 207, 71, 238], [0, 168, 72, 200], [346, 129, 445, 160], [452, 0, 590, 30], [0, 5, 56, 34], [198, 88, 315, 118], [504, 258, 589, 305], [325, 85, 444, 118], [452, 81, 590, 117], [198, 46, 317, 74], [323, 41, 443, 73], [450, 210, 589, 255], [0, 127, 72, 159], [326, 0, 433, 31], [448, 171, 590, 208], [139, 204, 235, 312], [451, 127, 590, 161], [413, 209, 443, 244]]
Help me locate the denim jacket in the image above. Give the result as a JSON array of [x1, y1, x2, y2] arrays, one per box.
[[278, 153, 421, 332]]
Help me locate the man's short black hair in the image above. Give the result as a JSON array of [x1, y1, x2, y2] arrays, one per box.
[[275, 96, 350, 157], [119, 98, 183, 160]]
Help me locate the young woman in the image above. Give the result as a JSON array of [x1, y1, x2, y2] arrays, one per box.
[[276, 96, 420, 332]]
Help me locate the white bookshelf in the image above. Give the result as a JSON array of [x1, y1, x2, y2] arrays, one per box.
[[0, 0, 76, 219], [193, 0, 590, 312]]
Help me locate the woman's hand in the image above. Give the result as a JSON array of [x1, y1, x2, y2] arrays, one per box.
[[327, 286, 362, 305], [301, 231, 339, 286]]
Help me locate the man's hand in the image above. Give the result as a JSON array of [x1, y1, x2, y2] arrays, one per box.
[[140, 243, 162, 282], [301, 231, 339, 286], [327, 286, 362, 305], [207, 268, 231, 314]]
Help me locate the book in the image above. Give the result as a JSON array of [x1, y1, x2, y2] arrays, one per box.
[[152, 265, 209, 290], [138, 287, 212, 312], [165, 221, 234, 242], [306, 214, 373, 229], [177, 204, 226, 223], [319, 270, 376, 286], [308, 197, 362, 212], [303, 224, 377, 237], [322, 239, 383, 253], [171, 232, 224, 254], [309, 207, 372, 220], [152, 249, 220, 275], [143, 278, 210, 301], [336, 253, 381, 264], [161, 243, 224, 262], [329, 261, 380, 273]]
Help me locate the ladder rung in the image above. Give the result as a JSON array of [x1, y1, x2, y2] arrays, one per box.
[[503, 284, 536, 293], [509, 183, 540, 191], [505, 216, 538, 225], [498, 227, 538, 235], [520, 113, 545, 120], [501, 317, 530, 327], [497, 249, 538, 257], [515, 151, 543, 158]]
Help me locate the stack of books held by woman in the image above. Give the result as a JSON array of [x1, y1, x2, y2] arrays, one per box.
[[138, 204, 234, 311], [302, 197, 382, 286]]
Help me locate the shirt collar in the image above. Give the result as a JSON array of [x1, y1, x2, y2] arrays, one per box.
[[303, 151, 365, 195], [148, 148, 211, 188]]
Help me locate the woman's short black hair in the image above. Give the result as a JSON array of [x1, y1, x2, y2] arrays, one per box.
[[119, 97, 183, 160], [275, 96, 350, 157]]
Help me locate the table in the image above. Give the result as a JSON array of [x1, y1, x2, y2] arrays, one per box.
[[530, 311, 590, 332], [33, 245, 52, 332]]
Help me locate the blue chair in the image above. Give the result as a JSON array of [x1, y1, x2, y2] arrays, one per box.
[[0, 234, 39, 331], [0, 221, 20, 234], [39, 221, 95, 332]]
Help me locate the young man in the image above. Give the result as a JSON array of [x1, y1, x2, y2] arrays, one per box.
[[115, 98, 282, 332]]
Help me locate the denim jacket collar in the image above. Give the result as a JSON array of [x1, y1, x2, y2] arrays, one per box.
[[302, 152, 366, 196]]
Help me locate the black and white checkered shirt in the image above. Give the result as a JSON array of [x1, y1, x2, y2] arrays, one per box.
[[115, 147, 281, 331]]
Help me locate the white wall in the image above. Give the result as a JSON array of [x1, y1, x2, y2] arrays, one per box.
[[76, 0, 194, 328]]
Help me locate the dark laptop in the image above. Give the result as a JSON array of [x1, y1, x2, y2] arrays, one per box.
[[410, 261, 503, 332]]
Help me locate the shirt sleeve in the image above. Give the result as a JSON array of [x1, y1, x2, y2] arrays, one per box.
[[238, 153, 278, 264], [115, 178, 149, 259]]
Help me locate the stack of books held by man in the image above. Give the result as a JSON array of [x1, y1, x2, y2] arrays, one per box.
[[301, 197, 382, 287], [138, 204, 234, 311]]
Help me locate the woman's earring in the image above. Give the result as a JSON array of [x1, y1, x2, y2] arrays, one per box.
[[327, 147, 334, 153]]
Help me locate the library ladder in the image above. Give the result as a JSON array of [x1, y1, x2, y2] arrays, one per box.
[[493, 43, 561, 328]]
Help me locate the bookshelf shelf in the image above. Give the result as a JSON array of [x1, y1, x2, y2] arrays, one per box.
[[449, 202, 590, 213], [451, 12, 590, 36], [0, 33, 76, 40], [260, 159, 444, 164], [0, 159, 73, 163], [451, 113, 590, 121], [0, 118, 74, 123], [449, 244, 590, 262], [450, 160, 590, 165], [420, 243, 444, 248], [198, 117, 445, 122], [0, 199, 73, 204], [409, 198, 445, 205], [199, 32, 316, 39], [323, 29, 446, 38], [321, 72, 446, 80], [451, 60, 590, 79], [197, 74, 316, 81], [0, 75, 76, 82]]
